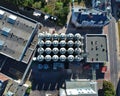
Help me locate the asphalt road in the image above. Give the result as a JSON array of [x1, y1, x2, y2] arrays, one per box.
[[108, 17, 118, 88]]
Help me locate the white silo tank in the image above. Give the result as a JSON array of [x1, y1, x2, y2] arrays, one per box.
[[67, 48, 74, 54], [37, 48, 44, 54], [60, 40, 66, 47], [53, 40, 59, 47], [45, 55, 51, 62], [68, 55, 74, 62], [38, 33, 44, 39], [75, 33, 81, 39], [38, 40, 44, 46], [81, 36, 84, 40], [60, 48, 66, 54], [67, 40, 74, 47], [74, 55, 82, 62], [52, 55, 59, 62], [45, 48, 51, 54], [75, 48, 82, 54], [67, 33, 74, 40], [53, 48, 59, 54], [45, 40, 51, 47], [53, 33, 59, 40], [60, 33, 66, 40], [60, 55, 66, 62], [75, 41, 81, 46], [37, 55, 44, 62], [45, 33, 51, 40]]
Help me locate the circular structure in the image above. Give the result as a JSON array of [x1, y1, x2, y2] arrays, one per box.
[[38, 40, 44, 46], [52, 40, 59, 47], [75, 48, 82, 54], [67, 48, 74, 54], [52, 33, 59, 40], [45, 33, 51, 40], [75, 41, 81, 46], [52, 55, 59, 62], [37, 55, 44, 62], [60, 33, 66, 40], [45, 55, 51, 62], [38, 33, 44, 39], [60, 55, 66, 62], [67, 55, 74, 62], [45, 48, 52, 54], [60, 48, 66, 54], [45, 40, 51, 47], [53, 48, 59, 54], [67, 40, 74, 47], [74, 55, 82, 61], [37, 48, 44, 54], [75, 33, 81, 40], [67, 33, 74, 40], [60, 40, 66, 47]]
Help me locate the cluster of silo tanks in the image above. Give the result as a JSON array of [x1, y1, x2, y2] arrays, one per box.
[[36, 33, 84, 62]]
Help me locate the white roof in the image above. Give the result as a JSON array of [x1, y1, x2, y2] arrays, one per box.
[[66, 88, 96, 95], [8, 15, 17, 20], [0, 10, 5, 15]]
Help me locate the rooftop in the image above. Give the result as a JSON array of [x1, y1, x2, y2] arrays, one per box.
[[72, 7, 109, 27], [86, 34, 108, 62], [0, 73, 9, 82], [0, 8, 38, 63], [60, 79, 98, 96]]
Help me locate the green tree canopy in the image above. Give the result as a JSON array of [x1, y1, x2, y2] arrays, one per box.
[[103, 80, 116, 96]]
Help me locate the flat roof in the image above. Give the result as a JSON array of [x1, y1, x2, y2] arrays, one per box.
[[86, 34, 108, 62], [0, 73, 9, 82], [0, 8, 38, 63]]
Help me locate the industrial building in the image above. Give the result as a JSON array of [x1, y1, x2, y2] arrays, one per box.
[[0, 7, 40, 64], [85, 34, 108, 63], [59, 79, 98, 96], [0, 6, 41, 80], [71, 7, 110, 27], [35, 33, 85, 63]]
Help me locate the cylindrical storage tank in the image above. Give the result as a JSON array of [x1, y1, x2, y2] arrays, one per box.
[[37, 55, 44, 62], [67, 33, 74, 40], [53, 48, 59, 54], [60, 33, 66, 40], [67, 48, 74, 54], [67, 40, 74, 47], [38, 40, 44, 46], [45, 48, 51, 54], [38, 33, 44, 39], [60, 40, 66, 47], [60, 55, 66, 62], [37, 48, 44, 54], [75, 41, 81, 47], [45, 40, 51, 47], [74, 55, 82, 62], [53, 33, 59, 40], [60, 48, 66, 54], [67, 55, 74, 62], [52, 40, 59, 47], [45, 33, 51, 40], [75, 48, 82, 54], [75, 33, 81, 40], [52, 55, 59, 62], [45, 55, 51, 62]]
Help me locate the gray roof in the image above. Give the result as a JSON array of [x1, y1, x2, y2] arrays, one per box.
[[0, 8, 38, 63], [86, 34, 108, 62]]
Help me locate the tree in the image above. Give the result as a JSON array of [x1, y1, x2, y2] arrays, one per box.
[[103, 80, 116, 96]]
